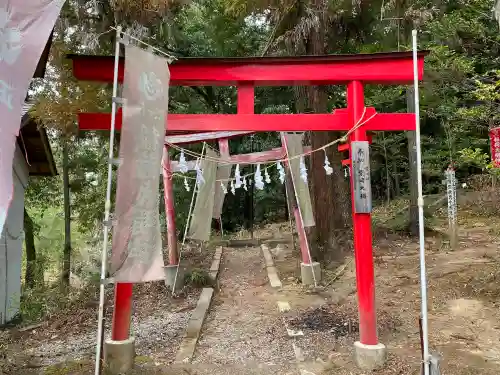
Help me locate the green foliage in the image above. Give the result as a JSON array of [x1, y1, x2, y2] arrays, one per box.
[[184, 268, 213, 287], [459, 148, 491, 169], [19, 285, 67, 323], [458, 147, 500, 177]]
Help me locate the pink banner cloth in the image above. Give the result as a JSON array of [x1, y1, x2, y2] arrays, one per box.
[[110, 44, 170, 283], [0, 0, 65, 235]]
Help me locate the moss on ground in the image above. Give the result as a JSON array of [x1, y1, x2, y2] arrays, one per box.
[[44, 360, 91, 375]]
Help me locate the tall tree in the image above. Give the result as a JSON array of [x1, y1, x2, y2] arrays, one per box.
[[221, 0, 409, 256], [31, 18, 110, 285], [23, 209, 37, 289], [62, 141, 71, 286]]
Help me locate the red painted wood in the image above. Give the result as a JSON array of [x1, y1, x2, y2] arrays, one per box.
[[338, 144, 350, 152], [348, 81, 377, 346], [237, 84, 255, 114], [341, 159, 351, 166], [293, 207, 311, 265], [162, 147, 178, 265], [165, 131, 254, 144], [111, 283, 133, 341], [69, 52, 427, 86], [78, 110, 416, 132]]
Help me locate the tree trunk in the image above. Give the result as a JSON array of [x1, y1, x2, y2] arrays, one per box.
[[243, 187, 252, 225], [24, 208, 37, 289], [385, 151, 391, 204], [310, 130, 351, 248], [296, 0, 351, 258], [406, 88, 419, 236], [393, 157, 401, 197], [62, 140, 71, 287]]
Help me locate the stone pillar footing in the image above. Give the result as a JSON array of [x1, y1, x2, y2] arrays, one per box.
[[164, 264, 185, 291], [300, 262, 322, 285], [354, 341, 387, 370], [104, 337, 135, 374]]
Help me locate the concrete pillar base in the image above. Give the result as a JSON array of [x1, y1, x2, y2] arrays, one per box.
[[164, 264, 185, 291], [104, 337, 135, 374], [300, 262, 322, 285], [354, 341, 387, 370]]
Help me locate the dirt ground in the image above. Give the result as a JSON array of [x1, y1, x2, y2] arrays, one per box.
[[191, 246, 297, 374], [269, 214, 500, 375], [0, 245, 215, 375], [3, 212, 500, 375]]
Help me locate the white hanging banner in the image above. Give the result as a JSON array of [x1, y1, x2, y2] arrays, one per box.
[[284, 133, 315, 227], [188, 148, 218, 241], [110, 45, 170, 282], [213, 163, 232, 219], [0, 0, 65, 236]]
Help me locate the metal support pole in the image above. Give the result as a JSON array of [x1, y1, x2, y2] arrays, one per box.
[[162, 146, 179, 264], [413, 29, 430, 375], [347, 80, 378, 346], [95, 26, 122, 375], [219, 217, 224, 239], [250, 135, 255, 240]]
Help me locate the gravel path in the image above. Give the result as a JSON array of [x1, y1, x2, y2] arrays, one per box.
[[192, 246, 297, 375], [20, 294, 198, 367]]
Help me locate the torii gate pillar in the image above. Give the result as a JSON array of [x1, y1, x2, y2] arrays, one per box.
[[347, 81, 387, 368], [162, 146, 179, 265]]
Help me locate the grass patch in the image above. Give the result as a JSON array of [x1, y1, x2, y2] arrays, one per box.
[[184, 268, 213, 288], [44, 360, 91, 375]]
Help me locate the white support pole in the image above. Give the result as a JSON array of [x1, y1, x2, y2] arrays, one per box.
[[95, 26, 122, 375], [412, 29, 430, 375], [219, 216, 225, 239]]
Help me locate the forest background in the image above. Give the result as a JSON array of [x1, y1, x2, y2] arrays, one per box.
[[20, 0, 500, 322]]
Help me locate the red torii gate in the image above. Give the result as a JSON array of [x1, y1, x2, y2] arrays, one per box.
[[165, 132, 314, 267], [68, 51, 427, 367]]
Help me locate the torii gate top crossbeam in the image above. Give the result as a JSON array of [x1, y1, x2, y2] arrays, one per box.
[[67, 51, 428, 86]]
